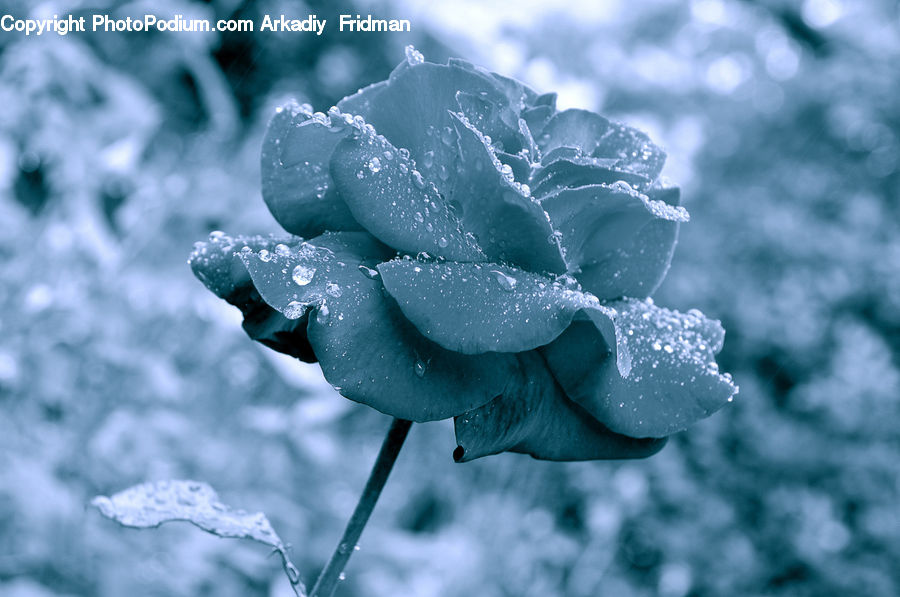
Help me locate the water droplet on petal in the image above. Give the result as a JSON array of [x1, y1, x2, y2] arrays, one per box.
[[367, 157, 382, 173], [258, 249, 272, 262], [325, 282, 343, 298], [292, 264, 316, 286], [274, 243, 291, 257], [284, 301, 305, 319], [491, 270, 517, 292], [414, 358, 427, 377], [404, 45, 425, 65], [316, 303, 330, 325], [437, 236, 449, 248]]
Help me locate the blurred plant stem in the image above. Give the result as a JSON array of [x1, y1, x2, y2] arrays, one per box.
[[310, 418, 413, 597]]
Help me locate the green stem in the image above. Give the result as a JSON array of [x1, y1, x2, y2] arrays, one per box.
[[310, 418, 413, 597]]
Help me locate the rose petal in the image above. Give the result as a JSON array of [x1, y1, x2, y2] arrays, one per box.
[[541, 299, 738, 438], [378, 259, 619, 356], [337, 58, 526, 196], [537, 109, 666, 180], [541, 182, 688, 280], [238, 232, 511, 422], [453, 351, 667, 461], [329, 128, 485, 262], [576, 182, 683, 299], [189, 232, 316, 362], [446, 112, 567, 274], [260, 103, 362, 237]]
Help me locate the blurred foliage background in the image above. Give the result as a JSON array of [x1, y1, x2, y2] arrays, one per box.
[[1, 0, 898, 595]]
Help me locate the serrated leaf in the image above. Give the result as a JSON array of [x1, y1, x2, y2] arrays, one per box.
[[453, 352, 667, 461], [576, 182, 682, 299], [541, 299, 738, 438], [260, 103, 361, 237], [541, 182, 688, 283], [377, 259, 620, 357], [239, 233, 513, 422], [329, 129, 485, 262], [92, 480, 286, 550]]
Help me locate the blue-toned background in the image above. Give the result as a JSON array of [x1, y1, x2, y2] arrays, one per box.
[[1, 0, 898, 595]]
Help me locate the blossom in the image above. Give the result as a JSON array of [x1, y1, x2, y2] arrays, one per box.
[[190, 47, 737, 462]]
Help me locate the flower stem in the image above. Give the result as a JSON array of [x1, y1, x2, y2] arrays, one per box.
[[310, 418, 413, 597]]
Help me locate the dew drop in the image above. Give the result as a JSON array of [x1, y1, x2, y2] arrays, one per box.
[[651, 341, 662, 351], [292, 264, 316, 286], [367, 157, 382, 173], [208, 230, 226, 241], [316, 304, 330, 325], [404, 45, 424, 65], [491, 270, 517, 292], [274, 243, 291, 257], [437, 236, 449, 248], [414, 358, 427, 378], [422, 151, 435, 169], [325, 282, 342, 298], [258, 249, 272, 262], [284, 301, 305, 319], [414, 211, 424, 223]]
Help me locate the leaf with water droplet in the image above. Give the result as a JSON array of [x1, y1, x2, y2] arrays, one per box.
[[541, 298, 737, 437], [91, 480, 288, 550], [453, 352, 666, 461], [378, 259, 623, 356], [330, 130, 485, 262], [261, 101, 361, 237], [576, 181, 683, 299]]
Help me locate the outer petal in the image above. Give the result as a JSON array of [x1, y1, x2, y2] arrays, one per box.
[[329, 126, 485, 262], [576, 181, 683, 299], [260, 102, 361, 237], [453, 351, 667, 461], [541, 299, 738, 438], [377, 259, 619, 356], [237, 232, 513, 422], [189, 232, 316, 361]]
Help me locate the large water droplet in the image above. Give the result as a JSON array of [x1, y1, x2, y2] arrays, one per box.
[[367, 157, 382, 173], [284, 301, 305, 319], [258, 249, 272, 262], [325, 282, 343, 298], [292, 264, 316, 286], [491, 270, 517, 292], [274, 243, 291, 257], [316, 304, 330, 325]]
